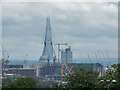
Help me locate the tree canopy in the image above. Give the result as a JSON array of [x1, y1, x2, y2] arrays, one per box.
[[2, 76, 42, 88], [97, 64, 120, 89], [64, 67, 99, 88], [53, 64, 120, 89]]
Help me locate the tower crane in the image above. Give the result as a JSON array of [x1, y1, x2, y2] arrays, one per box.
[[97, 51, 103, 64], [2, 48, 10, 76], [61, 63, 63, 80], [87, 53, 91, 63], [23, 54, 28, 68], [95, 53, 98, 63], [2, 49, 10, 66], [54, 43, 67, 63], [106, 50, 111, 66], [68, 66, 73, 73], [61, 62, 73, 81], [5, 53, 10, 65], [61, 58, 73, 81]]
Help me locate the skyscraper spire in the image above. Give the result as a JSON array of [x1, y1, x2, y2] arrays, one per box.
[[39, 17, 54, 63]]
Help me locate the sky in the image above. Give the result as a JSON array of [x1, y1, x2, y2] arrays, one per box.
[[2, 2, 118, 60], [0, 2, 2, 59]]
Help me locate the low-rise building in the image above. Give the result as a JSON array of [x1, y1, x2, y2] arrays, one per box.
[[6, 68, 36, 77]]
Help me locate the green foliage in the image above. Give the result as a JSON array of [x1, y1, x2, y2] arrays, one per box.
[[64, 67, 99, 88], [52, 82, 59, 88], [2, 77, 12, 86], [12, 74, 21, 79], [52, 64, 120, 89], [118, 64, 120, 88], [2, 77, 43, 88], [97, 64, 120, 89], [37, 80, 50, 88]]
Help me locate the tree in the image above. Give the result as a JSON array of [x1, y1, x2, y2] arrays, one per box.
[[62, 67, 99, 88], [53, 64, 120, 89], [97, 64, 120, 89], [2, 76, 43, 88]]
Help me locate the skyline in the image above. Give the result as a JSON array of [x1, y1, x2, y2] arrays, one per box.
[[2, 2, 118, 60]]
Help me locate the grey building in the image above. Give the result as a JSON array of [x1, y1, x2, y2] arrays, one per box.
[[6, 68, 36, 77], [61, 47, 72, 64], [7, 65, 23, 68], [39, 63, 104, 77]]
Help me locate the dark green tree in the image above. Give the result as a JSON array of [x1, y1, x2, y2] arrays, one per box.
[[63, 67, 99, 88], [98, 64, 120, 89], [2, 76, 43, 88]]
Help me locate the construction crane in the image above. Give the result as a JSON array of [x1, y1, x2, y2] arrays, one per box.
[[5, 53, 10, 65], [61, 62, 73, 81], [55, 43, 67, 63], [95, 53, 98, 63], [97, 50, 103, 64], [68, 66, 73, 73], [2, 48, 10, 76], [53, 45, 57, 64], [62, 58, 73, 74], [101, 50, 107, 66], [61, 63, 73, 81], [61, 63, 64, 80], [2, 49, 10, 66], [23, 54, 28, 68], [61, 58, 73, 81], [79, 51, 83, 63], [106, 50, 111, 66], [63, 61, 69, 72], [87, 53, 91, 63]]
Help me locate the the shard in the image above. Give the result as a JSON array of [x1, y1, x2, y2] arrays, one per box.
[[39, 17, 56, 63]]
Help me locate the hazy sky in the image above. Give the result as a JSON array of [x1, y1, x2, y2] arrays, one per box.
[[2, 2, 118, 60], [0, 1, 1, 73]]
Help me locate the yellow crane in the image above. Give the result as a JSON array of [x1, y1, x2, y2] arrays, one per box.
[[61, 58, 73, 81]]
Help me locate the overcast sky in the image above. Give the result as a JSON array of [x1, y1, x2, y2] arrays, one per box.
[[2, 2, 118, 60]]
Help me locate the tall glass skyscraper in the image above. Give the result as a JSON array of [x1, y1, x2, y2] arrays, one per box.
[[39, 17, 55, 63]]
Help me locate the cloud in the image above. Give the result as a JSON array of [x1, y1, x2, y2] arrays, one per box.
[[2, 2, 118, 60]]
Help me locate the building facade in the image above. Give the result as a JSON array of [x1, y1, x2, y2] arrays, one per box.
[[61, 47, 72, 64], [6, 68, 36, 77]]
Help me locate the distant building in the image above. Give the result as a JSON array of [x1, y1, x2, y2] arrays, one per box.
[[61, 47, 72, 64], [39, 65, 61, 77], [3, 64, 36, 77], [38, 63, 104, 77], [6, 68, 36, 77], [7, 65, 23, 68]]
